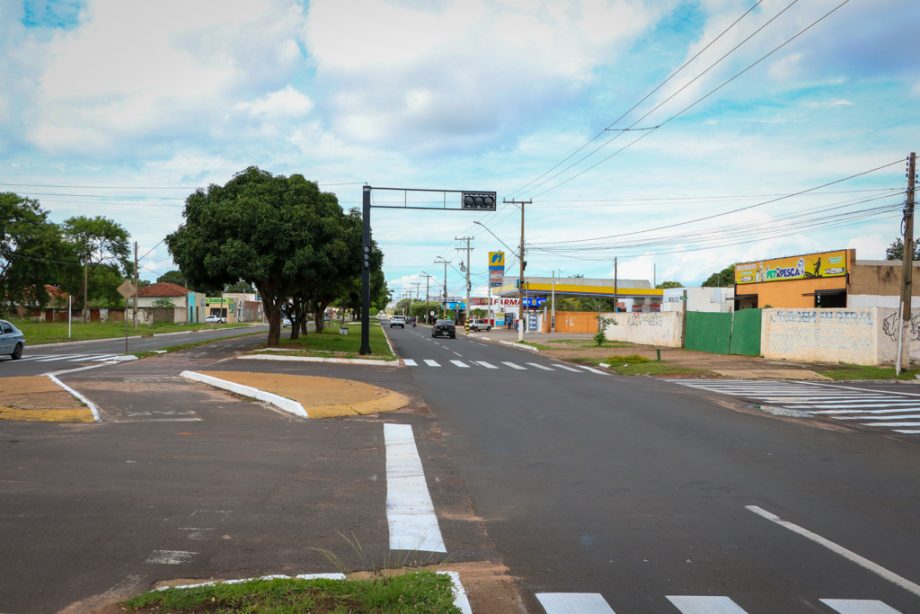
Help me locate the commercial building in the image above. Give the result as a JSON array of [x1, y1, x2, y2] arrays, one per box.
[[734, 249, 920, 310], [493, 276, 663, 313], [135, 282, 206, 324]]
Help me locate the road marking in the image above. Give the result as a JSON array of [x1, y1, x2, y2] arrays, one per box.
[[863, 421, 920, 427], [383, 423, 446, 552], [666, 596, 747, 613], [502, 361, 526, 370], [453, 351, 462, 357], [475, 361, 498, 369], [746, 505, 920, 597], [403, 359, 418, 366], [423, 359, 441, 367], [536, 592, 615, 613], [69, 354, 117, 362], [526, 362, 554, 371], [579, 365, 608, 375], [450, 360, 469, 368], [552, 363, 582, 373], [815, 407, 920, 415], [144, 550, 196, 565], [46, 373, 101, 422], [896, 429, 920, 434], [36, 354, 81, 362], [820, 599, 901, 614], [835, 414, 920, 421]]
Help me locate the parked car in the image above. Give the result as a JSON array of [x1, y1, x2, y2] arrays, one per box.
[[205, 314, 225, 324], [0, 319, 25, 360], [282, 318, 291, 327], [469, 319, 491, 332], [390, 315, 406, 328], [432, 319, 456, 339]]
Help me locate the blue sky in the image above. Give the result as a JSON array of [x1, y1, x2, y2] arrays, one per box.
[[1, 0, 917, 300]]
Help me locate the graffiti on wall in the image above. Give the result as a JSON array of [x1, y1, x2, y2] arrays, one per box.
[[881, 311, 920, 342]]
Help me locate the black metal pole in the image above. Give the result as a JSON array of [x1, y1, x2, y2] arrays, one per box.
[[360, 185, 372, 355]]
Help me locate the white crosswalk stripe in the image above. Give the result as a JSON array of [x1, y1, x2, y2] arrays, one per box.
[[15, 353, 121, 364], [527, 362, 555, 371], [474, 361, 498, 369], [535, 593, 901, 613], [403, 359, 417, 366], [536, 593, 615, 613], [666, 596, 747, 613], [552, 363, 582, 373], [36, 354, 82, 362], [397, 356, 608, 374], [821, 599, 902, 613], [502, 361, 526, 370], [450, 360, 469, 368], [669, 379, 920, 436], [578, 365, 608, 375], [423, 359, 441, 367]]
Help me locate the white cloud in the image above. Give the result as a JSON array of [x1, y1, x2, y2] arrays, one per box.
[[236, 86, 314, 119]]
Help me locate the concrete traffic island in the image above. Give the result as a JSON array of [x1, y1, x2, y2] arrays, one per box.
[[185, 370, 410, 418], [0, 376, 95, 423]]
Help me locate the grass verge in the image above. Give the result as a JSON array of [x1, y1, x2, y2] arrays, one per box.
[[545, 338, 635, 349], [132, 332, 264, 359], [571, 354, 711, 377], [816, 364, 920, 381], [261, 321, 396, 361], [11, 319, 250, 345], [123, 571, 459, 613]]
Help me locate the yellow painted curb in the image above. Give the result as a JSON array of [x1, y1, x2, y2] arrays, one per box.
[[0, 376, 93, 422], [199, 371, 409, 418]]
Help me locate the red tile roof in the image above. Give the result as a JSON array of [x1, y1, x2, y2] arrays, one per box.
[[137, 281, 188, 298]]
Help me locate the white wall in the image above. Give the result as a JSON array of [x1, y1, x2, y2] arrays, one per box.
[[604, 311, 682, 348], [661, 287, 733, 312], [848, 294, 920, 309], [761, 308, 880, 364]]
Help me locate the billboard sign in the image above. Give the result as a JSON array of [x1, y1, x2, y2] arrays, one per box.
[[522, 296, 547, 308], [489, 251, 505, 287], [735, 250, 847, 285]]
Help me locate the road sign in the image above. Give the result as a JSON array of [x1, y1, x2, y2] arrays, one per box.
[[117, 280, 137, 299], [489, 251, 505, 287]]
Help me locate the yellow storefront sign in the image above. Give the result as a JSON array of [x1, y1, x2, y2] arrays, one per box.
[[735, 250, 847, 285]]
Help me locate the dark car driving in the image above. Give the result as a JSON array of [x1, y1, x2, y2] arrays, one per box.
[[432, 319, 456, 339]]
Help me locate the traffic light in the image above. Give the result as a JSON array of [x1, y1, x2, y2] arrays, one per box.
[[461, 191, 497, 211], [363, 245, 371, 269]]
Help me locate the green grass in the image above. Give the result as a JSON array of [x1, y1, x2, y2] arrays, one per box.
[[570, 354, 710, 377], [123, 571, 459, 613], [519, 340, 551, 350], [817, 364, 919, 381], [265, 322, 396, 360], [132, 331, 264, 359], [11, 319, 249, 345]]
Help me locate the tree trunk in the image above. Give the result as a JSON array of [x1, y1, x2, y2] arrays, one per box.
[[314, 307, 325, 333], [261, 291, 281, 347]]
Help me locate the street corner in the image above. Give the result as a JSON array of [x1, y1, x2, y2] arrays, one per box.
[[191, 370, 411, 419], [0, 375, 96, 423]]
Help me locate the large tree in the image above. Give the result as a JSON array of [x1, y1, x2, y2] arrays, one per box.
[[656, 280, 683, 289], [62, 215, 131, 318], [0, 193, 70, 313], [166, 167, 360, 346], [702, 265, 735, 287], [885, 237, 920, 261], [157, 270, 187, 286]]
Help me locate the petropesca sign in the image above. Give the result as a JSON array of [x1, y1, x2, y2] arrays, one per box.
[[735, 250, 847, 285]]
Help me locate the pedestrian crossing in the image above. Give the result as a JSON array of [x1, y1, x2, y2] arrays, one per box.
[[402, 357, 606, 374], [669, 379, 920, 436], [536, 592, 901, 613], [11, 353, 124, 364]]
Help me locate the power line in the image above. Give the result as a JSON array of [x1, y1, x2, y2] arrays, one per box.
[[531, 157, 900, 247], [15, 191, 184, 201], [0, 182, 199, 189], [530, 0, 851, 199], [508, 0, 767, 198]]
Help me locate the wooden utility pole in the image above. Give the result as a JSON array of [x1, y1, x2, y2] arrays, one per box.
[[503, 198, 531, 341], [455, 236, 474, 332], [435, 257, 450, 319], [896, 152, 917, 375], [83, 261, 88, 323], [420, 272, 432, 324]]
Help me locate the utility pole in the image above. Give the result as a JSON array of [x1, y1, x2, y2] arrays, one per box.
[[551, 270, 556, 333], [504, 198, 531, 341], [455, 236, 474, 332], [410, 282, 421, 321], [133, 241, 139, 329], [614, 257, 619, 313], [435, 257, 450, 319], [420, 273, 432, 324], [896, 151, 917, 375]]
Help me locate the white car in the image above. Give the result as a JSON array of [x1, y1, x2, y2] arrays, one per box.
[[469, 319, 491, 332], [282, 318, 292, 327], [205, 314, 225, 324], [389, 315, 406, 328]]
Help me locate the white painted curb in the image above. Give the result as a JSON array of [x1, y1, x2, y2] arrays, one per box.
[[498, 340, 540, 352], [45, 374, 101, 422], [238, 354, 400, 367], [439, 571, 473, 614], [380, 322, 398, 357], [598, 362, 611, 369], [180, 370, 308, 418]]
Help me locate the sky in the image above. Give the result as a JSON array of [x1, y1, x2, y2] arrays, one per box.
[[1, 0, 918, 301]]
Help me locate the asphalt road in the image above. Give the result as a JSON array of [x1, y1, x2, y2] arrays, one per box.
[[385, 326, 920, 613], [0, 324, 269, 377]]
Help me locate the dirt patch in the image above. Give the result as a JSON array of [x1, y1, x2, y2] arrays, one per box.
[[199, 371, 410, 418], [0, 376, 93, 422]]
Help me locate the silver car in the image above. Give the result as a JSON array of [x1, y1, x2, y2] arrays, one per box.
[[0, 320, 25, 360]]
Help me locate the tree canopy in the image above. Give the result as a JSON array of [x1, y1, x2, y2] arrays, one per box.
[[656, 281, 683, 289], [0, 193, 69, 312], [157, 270, 187, 286], [167, 167, 379, 346], [702, 265, 735, 287], [885, 237, 920, 261]]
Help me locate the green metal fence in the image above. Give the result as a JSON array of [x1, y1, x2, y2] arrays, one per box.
[[684, 309, 761, 356]]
